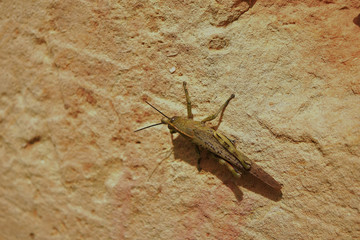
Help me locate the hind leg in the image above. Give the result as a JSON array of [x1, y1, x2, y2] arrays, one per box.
[[218, 159, 242, 178]]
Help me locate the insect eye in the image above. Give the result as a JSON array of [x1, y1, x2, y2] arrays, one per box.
[[170, 117, 175, 122]]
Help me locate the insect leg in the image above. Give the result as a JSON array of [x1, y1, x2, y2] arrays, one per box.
[[218, 159, 242, 178], [195, 145, 202, 171], [201, 94, 235, 124], [183, 81, 194, 119]]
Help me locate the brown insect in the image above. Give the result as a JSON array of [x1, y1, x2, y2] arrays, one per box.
[[136, 82, 282, 190]]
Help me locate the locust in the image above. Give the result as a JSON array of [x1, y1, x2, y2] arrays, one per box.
[[135, 82, 282, 190]]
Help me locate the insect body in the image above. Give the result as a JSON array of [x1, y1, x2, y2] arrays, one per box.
[[136, 82, 282, 190]]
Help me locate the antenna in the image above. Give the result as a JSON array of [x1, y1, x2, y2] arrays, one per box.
[[134, 122, 163, 132], [134, 101, 169, 132], [145, 101, 170, 119]]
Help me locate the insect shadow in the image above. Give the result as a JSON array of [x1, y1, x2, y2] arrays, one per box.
[[171, 134, 282, 202]]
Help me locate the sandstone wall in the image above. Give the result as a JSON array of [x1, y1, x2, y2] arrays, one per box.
[[0, 0, 359, 239]]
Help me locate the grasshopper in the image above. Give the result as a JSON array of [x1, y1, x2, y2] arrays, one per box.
[[135, 82, 282, 190]]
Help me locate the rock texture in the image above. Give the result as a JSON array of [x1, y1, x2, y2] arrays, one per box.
[[1, 0, 359, 239]]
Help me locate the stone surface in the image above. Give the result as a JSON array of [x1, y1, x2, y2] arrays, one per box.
[[1, 0, 360, 239]]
